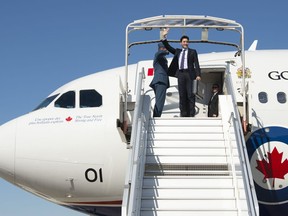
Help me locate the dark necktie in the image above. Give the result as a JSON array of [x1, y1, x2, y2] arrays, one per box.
[[211, 93, 216, 101], [180, 49, 186, 69]]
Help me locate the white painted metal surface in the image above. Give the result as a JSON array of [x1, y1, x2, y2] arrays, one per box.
[[122, 92, 256, 215]]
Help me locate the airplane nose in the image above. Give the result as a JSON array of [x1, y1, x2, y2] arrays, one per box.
[[0, 120, 16, 183]]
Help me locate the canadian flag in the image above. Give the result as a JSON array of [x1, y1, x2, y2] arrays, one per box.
[[147, 68, 154, 76]]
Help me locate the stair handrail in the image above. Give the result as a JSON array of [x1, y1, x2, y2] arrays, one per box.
[[122, 68, 150, 216], [221, 107, 242, 215], [226, 110, 243, 215], [224, 62, 259, 216]]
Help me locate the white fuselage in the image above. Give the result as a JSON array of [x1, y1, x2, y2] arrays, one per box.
[[1, 50, 288, 215]]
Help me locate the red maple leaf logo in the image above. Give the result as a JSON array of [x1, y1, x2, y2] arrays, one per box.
[[66, 116, 73, 122], [256, 147, 288, 188]]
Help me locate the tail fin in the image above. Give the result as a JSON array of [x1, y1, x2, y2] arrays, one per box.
[[248, 40, 258, 51]]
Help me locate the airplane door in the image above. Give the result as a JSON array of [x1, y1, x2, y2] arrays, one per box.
[[195, 80, 207, 117], [196, 67, 225, 117]]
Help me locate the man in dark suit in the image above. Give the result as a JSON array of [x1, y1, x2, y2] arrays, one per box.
[[149, 43, 170, 117], [161, 28, 201, 117], [208, 84, 220, 117]]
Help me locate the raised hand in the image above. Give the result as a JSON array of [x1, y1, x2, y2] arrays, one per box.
[[160, 28, 169, 40]]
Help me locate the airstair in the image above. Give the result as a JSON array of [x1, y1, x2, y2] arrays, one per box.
[[141, 116, 247, 216], [121, 67, 258, 216], [121, 15, 259, 216]]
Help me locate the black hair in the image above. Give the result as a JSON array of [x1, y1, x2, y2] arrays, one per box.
[[180, 35, 189, 42]]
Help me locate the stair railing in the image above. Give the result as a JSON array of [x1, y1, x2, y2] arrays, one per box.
[[224, 62, 259, 216], [122, 68, 150, 216], [221, 101, 242, 215]]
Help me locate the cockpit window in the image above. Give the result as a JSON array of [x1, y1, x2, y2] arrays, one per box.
[[277, 92, 286, 104], [80, 89, 102, 108], [258, 92, 268, 103], [33, 94, 59, 111], [54, 91, 75, 108]]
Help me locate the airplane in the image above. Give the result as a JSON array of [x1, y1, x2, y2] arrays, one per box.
[[1, 15, 288, 216]]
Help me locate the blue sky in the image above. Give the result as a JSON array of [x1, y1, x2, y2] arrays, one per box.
[[0, 0, 287, 215]]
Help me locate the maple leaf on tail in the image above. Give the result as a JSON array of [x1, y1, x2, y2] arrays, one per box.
[[256, 147, 288, 188]]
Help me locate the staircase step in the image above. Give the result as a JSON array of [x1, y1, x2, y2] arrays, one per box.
[[141, 188, 247, 199], [150, 118, 223, 126], [147, 147, 240, 157], [147, 140, 226, 148], [147, 132, 224, 140], [145, 170, 231, 176], [145, 163, 229, 171], [148, 125, 223, 133], [146, 147, 227, 156], [145, 155, 237, 164], [140, 199, 248, 210], [144, 163, 231, 176], [140, 209, 249, 216], [142, 176, 244, 188]]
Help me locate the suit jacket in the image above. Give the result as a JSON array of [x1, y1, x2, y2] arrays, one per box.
[[208, 92, 219, 117], [150, 49, 170, 89], [162, 39, 201, 80]]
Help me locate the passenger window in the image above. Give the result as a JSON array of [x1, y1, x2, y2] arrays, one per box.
[[277, 92, 286, 104], [258, 92, 268, 104], [80, 89, 102, 108], [54, 91, 75, 108]]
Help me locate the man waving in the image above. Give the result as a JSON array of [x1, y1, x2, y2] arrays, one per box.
[[161, 28, 201, 117]]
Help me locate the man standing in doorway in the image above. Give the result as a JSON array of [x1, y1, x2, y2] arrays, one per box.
[[161, 28, 201, 117], [208, 84, 220, 117]]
